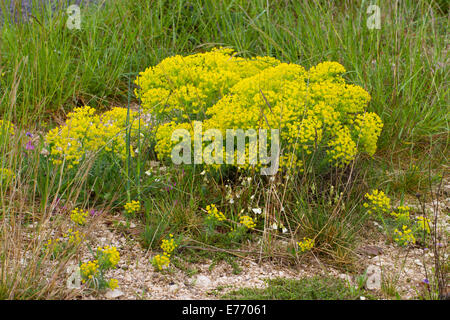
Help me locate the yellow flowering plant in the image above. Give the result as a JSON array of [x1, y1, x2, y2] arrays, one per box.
[[141, 49, 383, 174], [416, 215, 431, 234], [97, 245, 121, 269], [0, 168, 15, 189], [43, 228, 86, 260], [135, 47, 280, 122], [80, 245, 121, 290], [124, 200, 141, 215], [363, 189, 391, 215], [393, 225, 416, 246], [45, 106, 146, 169], [239, 215, 256, 229], [203, 204, 229, 234], [70, 207, 88, 226], [151, 234, 178, 271], [297, 237, 315, 252], [0, 119, 15, 142]]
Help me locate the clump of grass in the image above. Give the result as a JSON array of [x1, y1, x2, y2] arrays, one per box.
[[222, 276, 366, 300]]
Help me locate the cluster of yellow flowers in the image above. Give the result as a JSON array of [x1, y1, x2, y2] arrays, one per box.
[[45, 106, 144, 169], [135, 47, 279, 121], [63, 228, 85, 245], [70, 208, 88, 226], [393, 225, 416, 246], [152, 254, 170, 271], [44, 237, 61, 251], [124, 200, 141, 214], [0, 168, 15, 188], [0, 119, 15, 137], [43, 228, 86, 258], [108, 278, 119, 290], [152, 234, 178, 271], [297, 237, 315, 252], [80, 245, 120, 290], [206, 204, 226, 222], [416, 215, 431, 234], [363, 189, 391, 215], [143, 49, 383, 171], [97, 245, 120, 268], [80, 260, 99, 282], [160, 234, 178, 256], [390, 205, 410, 221], [239, 215, 256, 229]]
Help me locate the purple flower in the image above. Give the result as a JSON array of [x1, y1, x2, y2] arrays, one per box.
[[25, 140, 35, 150], [90, 209, 102, 217], [26, 132, 33, 137], [423, 279, 429, 285]]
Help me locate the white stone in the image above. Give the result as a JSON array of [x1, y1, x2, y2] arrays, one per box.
[[366, 265, 382, 290], [105, 289, 124, 299], [195, 275, 212, 288]]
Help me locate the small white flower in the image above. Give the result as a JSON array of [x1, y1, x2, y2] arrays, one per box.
[[282, 227, 288, 233], [229, 198, 234, 204], [200, 170, 206, 175], [271, 223, 278, 230], [145, 170, 152, 176], [252, 208, 262, 215]]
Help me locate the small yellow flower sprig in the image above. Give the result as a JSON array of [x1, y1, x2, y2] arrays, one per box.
[[108, 278, 119, 290], [393, 225, 416, 246], [43, 229, 86, 259], [70, 208, 88, 226], [63, 228, 85, 245], [80, 260, 100, 283], [152, 254, 170, 271], [205, 204, 226, 222], [416, 216, 431, 234], [43, 237, 62, 257], [239, 215, 256, 229], [363, 189, 391, 215], [0, 119, 15, 137], [80, 245, 121, 290], [0, 168, 15, 189], [390, 206, 410, 221], [124, 200, 141, 215], [152, 234, 178, 271], [297, 237, 315, 252], [97, 245, 120, 269]]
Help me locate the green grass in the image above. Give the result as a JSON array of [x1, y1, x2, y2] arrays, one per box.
[[222, 276, 367, 300]]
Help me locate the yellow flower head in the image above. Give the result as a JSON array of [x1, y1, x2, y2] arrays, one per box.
[[70, 208, 88, 226], [124, 200, 141, 214], [239, 215, 256, 229], [297, 237, 315, 252]]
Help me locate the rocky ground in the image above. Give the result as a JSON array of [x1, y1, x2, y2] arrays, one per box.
[[57, 184, 448, 300]]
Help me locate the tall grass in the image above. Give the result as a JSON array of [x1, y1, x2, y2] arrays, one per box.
[[0, 0, 447, 152]]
